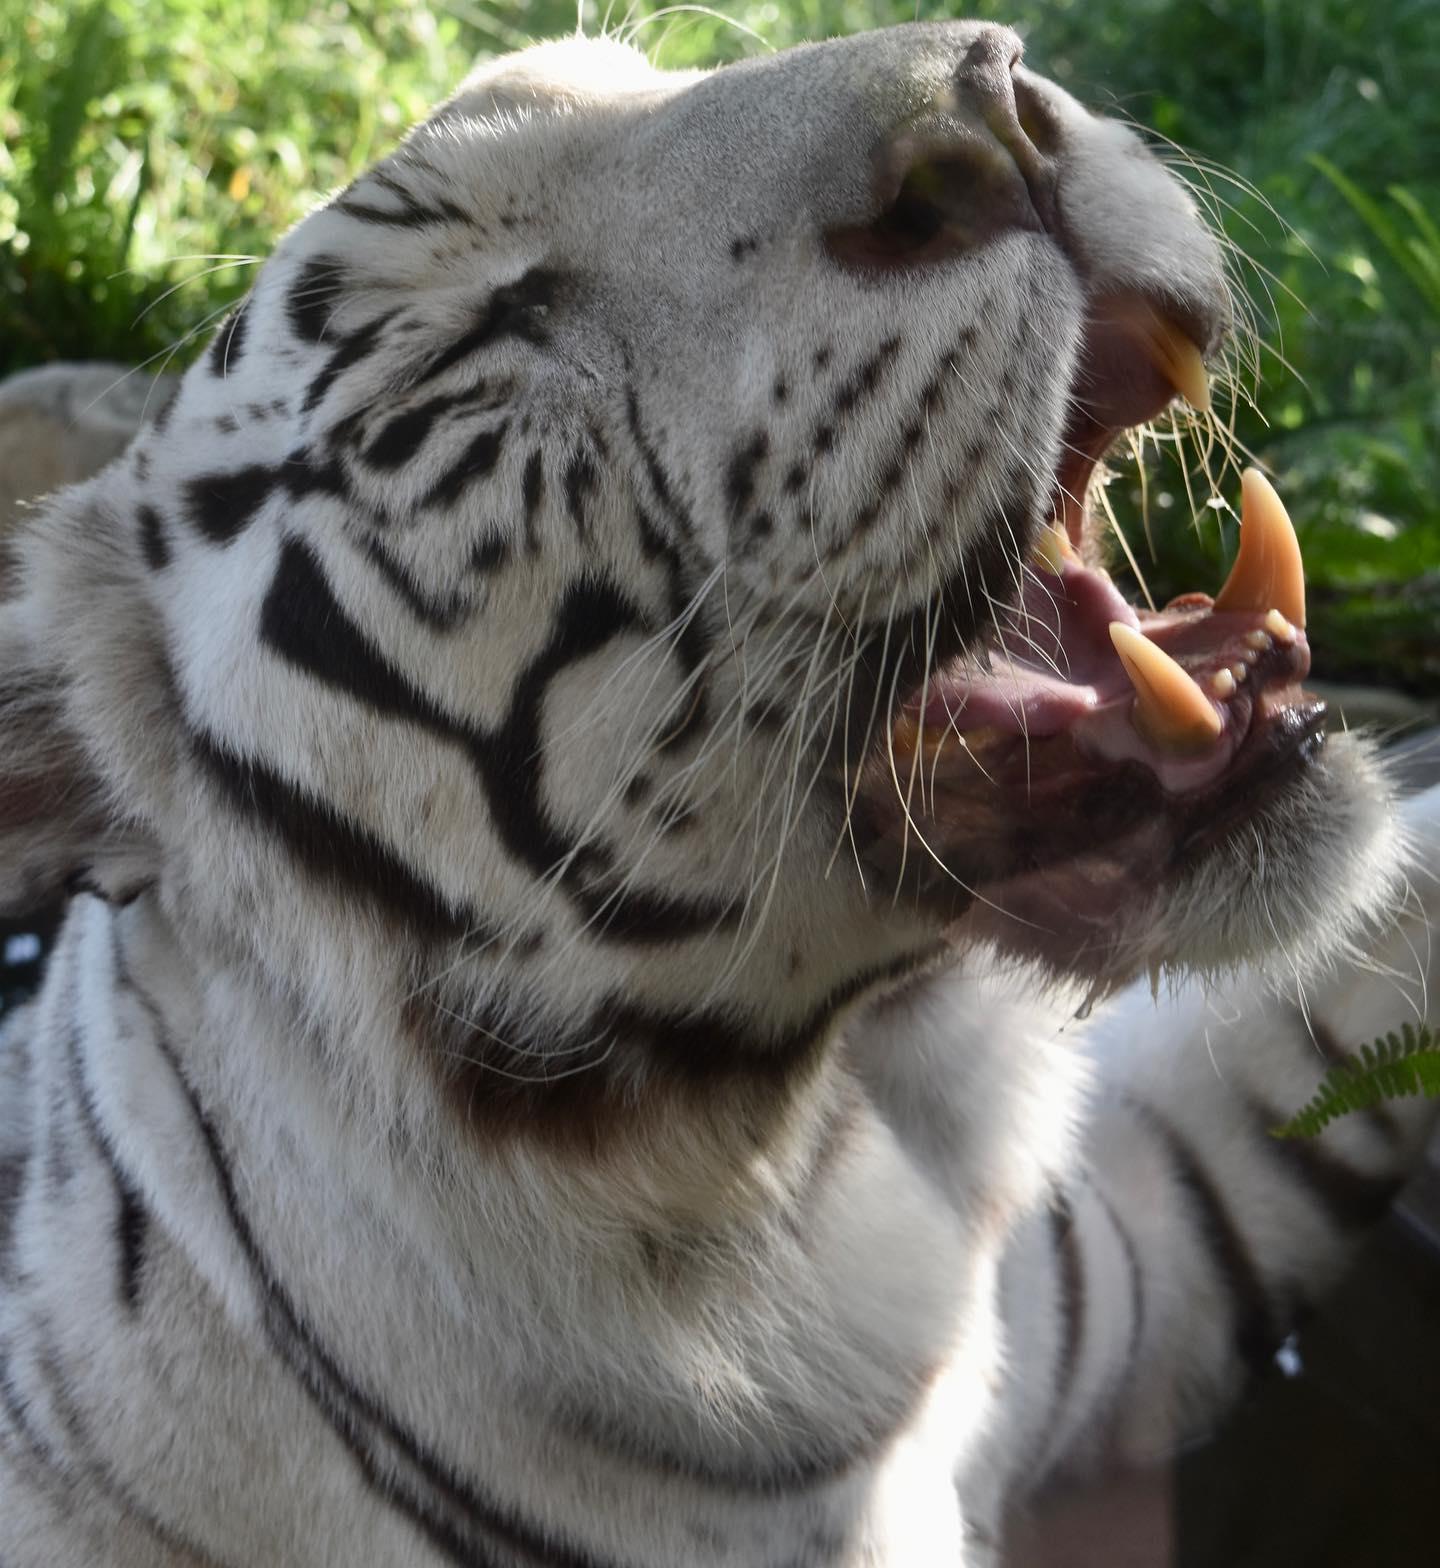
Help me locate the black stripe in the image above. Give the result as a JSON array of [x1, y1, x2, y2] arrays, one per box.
[[0, 1145, 27, 1286], [633, 503, 712, 753], [113, 944, 629, 1568], [413, 269, 563, 388], [263, 539, 468, 735], [137, 504, 171, 571], [468, 532, 510, 577], [829, 336, 901, 421], [1083, 1174, 1145, 1378], [371, 168, 471, 227], [562, 447, 597, 538], [1129, 1100, 1282, 1372], [622, 374, 701, 549], [363, 537, 475, 632], [188, 729, 493, 946], [723, 431, 768, 523], [335, 183, 471, 230], [302, 309, 398, 416], [521, 449, 545, 552], [425, 423, 508, 509], [184, 465, 277, 545], [115, 1186, 149, 1311], [151, 383, 180, 434], [64, 982, 150, 1314], [287, 256, 347, 345], [0, 1342, 67, 1487], [475, 577, 735, 941], [363, 394, 465, 470], [207, 303, 250, 376], [1049, 1197, 1085, 1416], [30, 1337, 231, 1567], [434, 943, 941, 1136], [258, 540, 737, 943]]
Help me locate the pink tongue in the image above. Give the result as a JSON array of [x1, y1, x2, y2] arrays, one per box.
[[920, 558, 1139, 736], [913, 555, 1307, 796]]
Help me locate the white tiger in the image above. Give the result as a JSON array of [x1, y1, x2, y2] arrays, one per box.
[[1, 22, 1437, 1567]]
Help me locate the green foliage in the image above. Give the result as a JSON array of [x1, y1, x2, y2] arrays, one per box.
[[1274, 1023, 1440, 1140], [3, 0, 1438, 690], [1310, 157, 1440, 325]]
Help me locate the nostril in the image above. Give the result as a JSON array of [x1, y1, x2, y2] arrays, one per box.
[[823, 29, 1059, 278], [1012, 77, 1059, 158], [823, 161, 954, 274], [824, 146, 1044, 277]]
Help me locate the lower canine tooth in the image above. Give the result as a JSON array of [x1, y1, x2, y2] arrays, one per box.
[[1109, 622, 1222, 753], [1214, 468, 1308, 626], [1211, 669, 1237, 699]]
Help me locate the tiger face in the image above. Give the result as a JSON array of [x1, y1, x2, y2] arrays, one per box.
[[1, 23, 1397, 1142]]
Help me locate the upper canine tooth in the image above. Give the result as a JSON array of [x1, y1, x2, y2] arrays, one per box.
[[1144, 314, 1211, 412], [1109, 622, 1222, 752], [1214, 468, 1307, 627], [1033, 523, 1073, 575]]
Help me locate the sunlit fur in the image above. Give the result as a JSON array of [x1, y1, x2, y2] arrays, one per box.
[[1, 25, 1437, 1568]]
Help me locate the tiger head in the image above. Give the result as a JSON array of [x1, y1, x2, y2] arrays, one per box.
[[0, 24, 1398, 1150]]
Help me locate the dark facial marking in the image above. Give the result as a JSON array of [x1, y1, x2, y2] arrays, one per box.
[[521, 449, 545, 552], [207, 303, 250, 375], [423, 423, 509, 509], [363, 393, 470, 470], [413, 267, 566, 388], [302, 308, 400, 416], [287, 256, 348, 345], [184, 466, 278, 546], [563, 446, 598, 539], [137, 505, 170, 571], [724, 432, 770, 525]]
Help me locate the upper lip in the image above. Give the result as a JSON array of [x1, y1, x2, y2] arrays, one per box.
[[1051, 290, 1215, 547]]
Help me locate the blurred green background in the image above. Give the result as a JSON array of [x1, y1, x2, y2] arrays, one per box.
[[2, 0, 1436, 691]]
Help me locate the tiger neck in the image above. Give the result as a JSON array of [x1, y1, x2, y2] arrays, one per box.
[[78, 893, 1004, 1533], [114, 874, 944, 1236]]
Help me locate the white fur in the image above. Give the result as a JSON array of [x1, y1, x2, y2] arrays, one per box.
[[0, 25, 1436, 1567]]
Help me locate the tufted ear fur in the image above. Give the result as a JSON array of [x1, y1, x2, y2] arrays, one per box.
[[0, 529, 158, 917]]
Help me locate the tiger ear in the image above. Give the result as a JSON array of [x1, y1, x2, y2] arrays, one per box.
[[0, 583, 157, 918]]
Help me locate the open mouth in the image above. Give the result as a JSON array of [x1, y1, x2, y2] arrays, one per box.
[[861, 295, 1327, 977]]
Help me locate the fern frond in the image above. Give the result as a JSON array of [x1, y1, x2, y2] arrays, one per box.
[[1273, 1022, 1440, 1139]]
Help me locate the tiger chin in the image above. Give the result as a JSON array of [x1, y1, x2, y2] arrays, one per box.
[[1, 20, 1437, 1568]]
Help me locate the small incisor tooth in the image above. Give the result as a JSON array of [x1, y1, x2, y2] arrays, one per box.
[[1214, 467, 1307, 627], [1109, 622, 1222, 752], [1264, 607, 1297, 643]]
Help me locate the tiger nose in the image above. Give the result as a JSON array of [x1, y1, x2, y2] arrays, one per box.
[[828, 26, 1058, 268], [922, 28, 1057, 237]]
